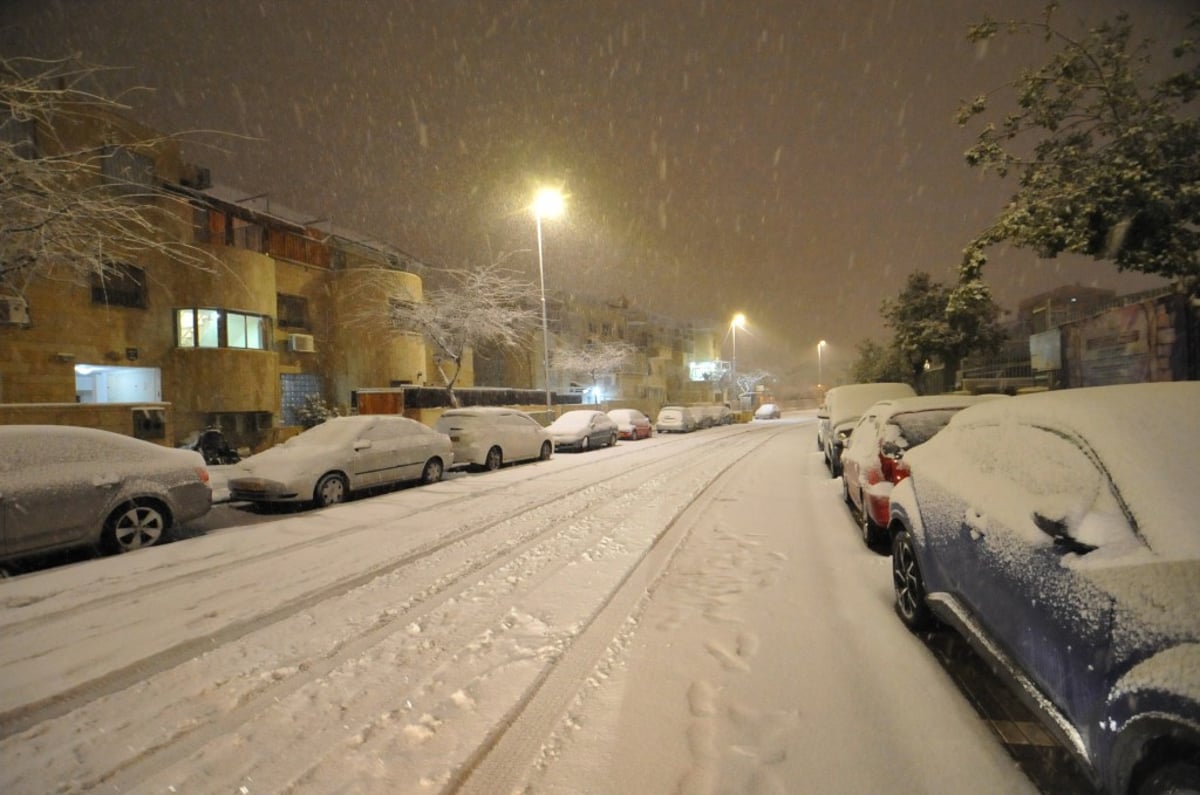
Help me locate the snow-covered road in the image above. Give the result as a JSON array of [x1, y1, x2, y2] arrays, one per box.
[[0, 413, 1035, 793]]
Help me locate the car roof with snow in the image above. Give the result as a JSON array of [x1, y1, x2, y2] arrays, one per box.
[[915, 382, 1200, 559]]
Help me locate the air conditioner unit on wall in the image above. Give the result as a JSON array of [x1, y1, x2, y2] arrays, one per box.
[[0, 296, 30, 325], [288, 333, 316, 353]]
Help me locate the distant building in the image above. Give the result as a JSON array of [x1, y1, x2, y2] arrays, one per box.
[[0, 104, 430, 451]]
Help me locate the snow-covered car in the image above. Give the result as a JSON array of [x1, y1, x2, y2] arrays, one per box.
[[546, 410, 618, 451], [655, 405, 697, 433], [840, 394, 1003, 546], [753, 403, 781, 420], [227, 415, 452, 507], [693, 404, 733, 428], [0, 425, 212, 572], [819, 382, 916, 476], [888, 382, 1200, 795], [434, 407, 552, 471], [606, 408, 653, 440]]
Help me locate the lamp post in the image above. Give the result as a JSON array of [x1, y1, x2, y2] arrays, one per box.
[[532, 187, 565, 413], [730, 313, 746, 405], [817, 339, 827, 387]]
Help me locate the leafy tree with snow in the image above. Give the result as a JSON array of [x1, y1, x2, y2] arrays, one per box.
[[552, 340, 636, 402], [957, 7, 1200, 287], [387, 262, 541, 407], [1, 55, 216, 302], [882, 271, 1005, 390], [849, 339, 910, 385]]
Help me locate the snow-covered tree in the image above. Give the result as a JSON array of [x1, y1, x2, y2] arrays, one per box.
[[1, 55, 216, 302], [957, 8, 1200, 286], [387, 262, 541, 407], [881, 271, 1004, 389], [552, 340, 636, 402], [735, 369, 770, 397], [849, 340, 910, 385]]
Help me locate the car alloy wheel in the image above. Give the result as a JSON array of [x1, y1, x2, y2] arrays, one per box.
[[421, 458, 444, 484], [581, 436, 590, 450], [539, 441, 552, 460], [485, 446, 503, 471], [892, 530, 933, 630], [105, 502, 167, 554], [314, 473, 348, 507]]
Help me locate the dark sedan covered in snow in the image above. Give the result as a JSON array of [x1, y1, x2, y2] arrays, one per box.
[[888, 382, 1200, 794], [546, 410, 618, 451]]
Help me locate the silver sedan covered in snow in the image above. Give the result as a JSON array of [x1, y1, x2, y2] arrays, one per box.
[[0, 425, 212, 571], [228, 415, 452, 507]]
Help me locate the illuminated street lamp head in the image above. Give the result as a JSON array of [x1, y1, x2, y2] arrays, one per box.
[[818, 339, 826, 348], [732, 313, 746, 329], [532, 187, 565, 220]]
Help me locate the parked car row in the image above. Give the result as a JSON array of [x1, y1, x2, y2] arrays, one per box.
[[818, 381, 916, 476], [655, 403, 733, 433], [831, 382, 1200, 795]]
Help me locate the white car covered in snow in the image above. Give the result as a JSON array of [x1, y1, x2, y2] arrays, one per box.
[[228, 415, 452, 507]]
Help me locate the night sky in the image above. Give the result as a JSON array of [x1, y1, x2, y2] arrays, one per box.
[[2, 0, 1191, 378]]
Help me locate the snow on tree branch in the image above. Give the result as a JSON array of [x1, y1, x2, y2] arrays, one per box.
[[1, 55, 220, 300]]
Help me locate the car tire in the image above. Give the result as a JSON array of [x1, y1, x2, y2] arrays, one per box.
[[581, 436, 590, 450], [609, 432, 618, 447], [892, 530, 934, 630], [484, 446, 503, 471], [861, 510, 883, 548], [841, 475, 853, 506], [1136, 758, 1200, 795], [421, 458, 444, 484], [101, 501, 168, 554], [314, 473, 348, 507], [539, 441, 552, 461]]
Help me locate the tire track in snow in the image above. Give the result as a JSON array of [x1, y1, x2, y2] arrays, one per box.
[[445, 428, 795, 795], [0, 425, 799, 794], [0, 430, 760, 739]]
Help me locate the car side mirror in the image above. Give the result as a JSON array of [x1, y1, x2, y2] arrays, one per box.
[[1033, 510, 1097, 555], [353, 439, 373, 451]]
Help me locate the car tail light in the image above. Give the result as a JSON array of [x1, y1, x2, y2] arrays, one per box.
[[879, 451, 909, 483], [196, 466, 211, 484]]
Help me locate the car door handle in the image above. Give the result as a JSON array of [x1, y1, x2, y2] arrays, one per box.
[[94, 474, 120, 487]]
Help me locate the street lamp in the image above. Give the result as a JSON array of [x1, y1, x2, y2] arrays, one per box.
[[817, 339, 827, 387], [532, 187, 565, 413], [730, 313, 746, 403]]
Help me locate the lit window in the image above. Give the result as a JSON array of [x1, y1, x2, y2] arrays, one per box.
[[176, 308, 268, 350]]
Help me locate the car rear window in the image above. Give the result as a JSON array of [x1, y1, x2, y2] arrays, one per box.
[[890, 409, 961, 448]]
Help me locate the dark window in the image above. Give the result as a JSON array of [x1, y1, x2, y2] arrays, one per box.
[[91, 263, 147, 308], [102, 145, 156, 195], [277, 294, 309, 329]]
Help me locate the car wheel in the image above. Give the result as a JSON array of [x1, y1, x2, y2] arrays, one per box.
[[861, 510, 883, 548], [1136, 758, 1200, 795], [484, 446, 503, 471], [609, 432, 618, 447], [314, 473, 348, 507], [421, 458, 444, 484], [892, 530, 934, 630], [841, 475, 852, 506], [103, 501, 168, 554], [581, 436, 590, 450], [539, 441, 552, 460]]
